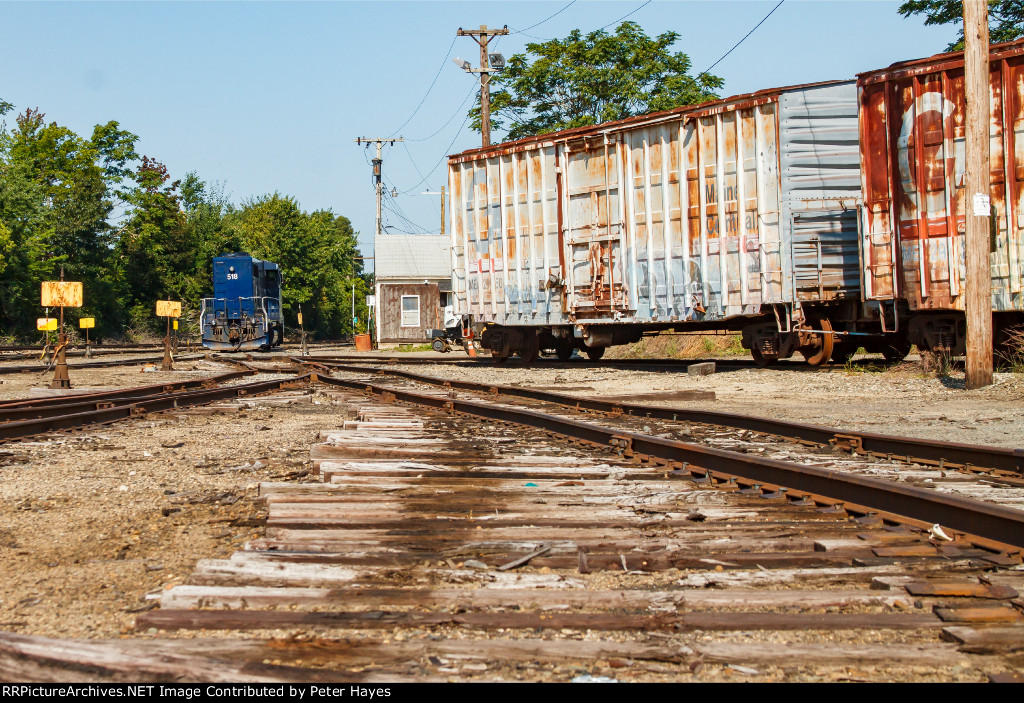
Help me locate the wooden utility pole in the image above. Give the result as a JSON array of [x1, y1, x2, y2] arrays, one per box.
[[963, 0, 993, 389], [355, 137, 403, 243], [457, 25, 508, 147]]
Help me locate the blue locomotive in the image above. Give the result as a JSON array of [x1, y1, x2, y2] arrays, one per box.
[[201, 253, 284, 351]]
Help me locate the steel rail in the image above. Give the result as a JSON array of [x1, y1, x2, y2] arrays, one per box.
[[303, 354, 821, 370], [0, 355, 205, 376], [0, 344, 162, 352], [318, 373, 1024, 550], [0, 375, 311, 444], [0, 371, 255, 410], [311, 361, 1024, 475], [0, 372, 257, 422]]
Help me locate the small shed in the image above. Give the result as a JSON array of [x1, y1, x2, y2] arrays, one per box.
[[374, 234, 452, 344]]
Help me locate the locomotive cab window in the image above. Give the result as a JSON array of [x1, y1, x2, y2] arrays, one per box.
[[401, 295, 420, 328]]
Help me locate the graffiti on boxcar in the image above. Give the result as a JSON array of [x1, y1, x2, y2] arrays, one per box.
[[897, 91, 962, 224], [704, 212, 757, 237]]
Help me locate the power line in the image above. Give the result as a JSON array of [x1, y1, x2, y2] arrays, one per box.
[[405, 83, 478, 142], [698, 0, 785, 77], [509, 0, 575, 35], [396, 107, 472, 194], [383, 197, 431, 233], [385, 35, 459, 138], [596, 0, 652, 32]]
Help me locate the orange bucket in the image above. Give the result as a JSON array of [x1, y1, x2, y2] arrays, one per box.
[[354, 334, 372, 352]]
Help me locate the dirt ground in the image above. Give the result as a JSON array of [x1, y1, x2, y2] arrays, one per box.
[[0, 351, 1021, 657], [0, 358, 340, 639], [386, 351, 1024, 449]]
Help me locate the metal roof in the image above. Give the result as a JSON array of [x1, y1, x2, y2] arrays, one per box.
[[374, 234, 451, 280], [447, 80, 851, 163]]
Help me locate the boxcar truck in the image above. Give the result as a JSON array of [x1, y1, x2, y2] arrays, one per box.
[[201, 253, 284, 351]]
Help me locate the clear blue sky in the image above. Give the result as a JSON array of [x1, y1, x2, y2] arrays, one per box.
[[0, 1, 956, 271]]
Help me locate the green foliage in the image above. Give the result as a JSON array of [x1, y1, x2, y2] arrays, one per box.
[[472, 21, 723, 141], [226, 194, 366, 338], [0, 108, 136, 335], [0, 107, 364, 341], [899, 1, 1024, 50]]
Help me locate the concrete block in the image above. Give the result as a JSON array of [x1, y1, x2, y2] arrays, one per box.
[[687, 362, 716, 377]]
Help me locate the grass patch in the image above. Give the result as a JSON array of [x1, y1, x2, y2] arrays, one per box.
[[394, 343, 434, 353], [997, 326, 1024, 373], [608, 332, 745, 360]]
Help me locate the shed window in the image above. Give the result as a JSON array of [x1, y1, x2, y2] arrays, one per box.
[[401, 295, 420, 327]]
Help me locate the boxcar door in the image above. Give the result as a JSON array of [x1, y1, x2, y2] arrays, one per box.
[[563, 135, 629, 319]]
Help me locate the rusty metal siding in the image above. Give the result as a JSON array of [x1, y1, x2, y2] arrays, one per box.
[[449, 81, 858, 327], [451, 146, 562, 323], [858, 39, 1024, 313], [378, 283, 441, 343]]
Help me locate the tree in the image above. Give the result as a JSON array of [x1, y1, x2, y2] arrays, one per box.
[[471, 21, 723, 142], [899, 1, 1024, 50], [0, 109, 138, 335], [115, 156, 194, 329], [224, 195, 364, 338]]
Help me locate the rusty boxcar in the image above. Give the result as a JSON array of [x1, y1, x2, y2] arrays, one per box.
[[448, 40, 1024, 365], [858, 38, 1024, 356]]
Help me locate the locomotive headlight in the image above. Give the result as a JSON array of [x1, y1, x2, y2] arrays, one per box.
[[229, 266, 235, 273]]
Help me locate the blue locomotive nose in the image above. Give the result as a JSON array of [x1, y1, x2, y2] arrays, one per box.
[[201, 253, 283, 352]]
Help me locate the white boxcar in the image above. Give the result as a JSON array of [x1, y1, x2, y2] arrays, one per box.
[[448, 80, 878, 364]]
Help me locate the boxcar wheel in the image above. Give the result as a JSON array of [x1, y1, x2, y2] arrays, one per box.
[[800, 319, 835, 367], [518, 332, 539, 364], [584, 345, 605, 361], [830, 339, 858, 364], [881, 337, 912, 363], [554, 338, 574, 362], [750, 347, 778, 367]]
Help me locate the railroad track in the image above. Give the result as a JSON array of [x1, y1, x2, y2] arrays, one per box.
[[307, 360, 1024, 478], [0, 370, 311, 443], [109, 383, 1020, 681], [300, 352, 916, 372], [0, 354, 206, 375], [0, 366, 1020, 681]]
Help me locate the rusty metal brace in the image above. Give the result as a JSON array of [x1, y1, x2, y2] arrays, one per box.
[[831, 433, 864, 453]]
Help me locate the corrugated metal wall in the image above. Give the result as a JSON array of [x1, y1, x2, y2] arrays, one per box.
[[779, 83, 863, 303], [859, 41, 1024, 312]]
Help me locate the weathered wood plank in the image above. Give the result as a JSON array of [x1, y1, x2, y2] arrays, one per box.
[[904, 581, 1019, 599], [137, 608, 941, 633], [0, 632, 358, 683], [160, 585, 915, 610], [941, 625, 1024, 652]]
